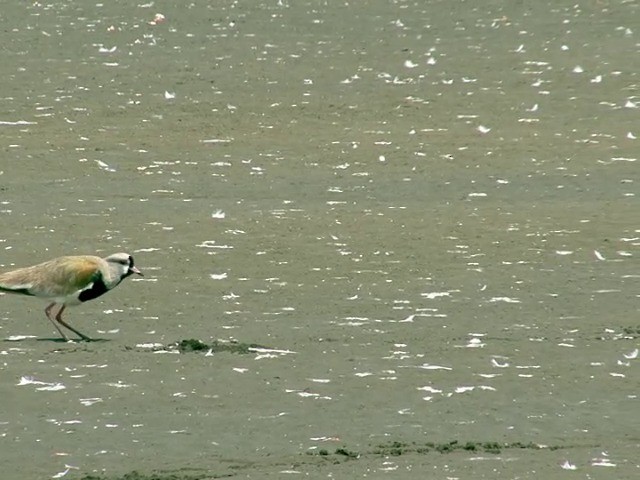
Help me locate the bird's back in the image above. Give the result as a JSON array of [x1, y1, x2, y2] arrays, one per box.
[[0, 255, 104, 299]]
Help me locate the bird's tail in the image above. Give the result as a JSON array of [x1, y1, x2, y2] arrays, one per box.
[[0, 284, 35, 296]]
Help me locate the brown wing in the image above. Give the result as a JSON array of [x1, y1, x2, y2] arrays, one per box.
[[0, 256, 103, 298]]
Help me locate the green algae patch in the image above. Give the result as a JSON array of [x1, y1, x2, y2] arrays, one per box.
[[131, 339, 276, 355], [79, 470, 213, 480], [173, 338, 270, 354], [176, 339, 210, 352], [334, 447, 360, 459], [371, 440, 556, 456], [621, 325, 640, 338]]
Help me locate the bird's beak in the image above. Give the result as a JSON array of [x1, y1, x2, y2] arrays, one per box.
[[130, 266, 144, 276]]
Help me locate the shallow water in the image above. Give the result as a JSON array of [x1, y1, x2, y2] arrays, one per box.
[[0, 1, 638, 478]]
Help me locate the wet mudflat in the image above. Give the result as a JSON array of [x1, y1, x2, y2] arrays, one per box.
[[0, 1, 638, 479]]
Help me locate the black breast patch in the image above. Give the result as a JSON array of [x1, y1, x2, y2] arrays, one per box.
[[78, 277, 109, 302]]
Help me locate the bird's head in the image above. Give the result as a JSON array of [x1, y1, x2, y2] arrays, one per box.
[[105, 252, 143, 279]]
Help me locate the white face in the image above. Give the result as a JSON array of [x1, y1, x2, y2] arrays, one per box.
[[106, 254, 132, 279]]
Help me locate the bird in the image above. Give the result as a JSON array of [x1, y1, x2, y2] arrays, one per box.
[[0, 252, 143, 341]]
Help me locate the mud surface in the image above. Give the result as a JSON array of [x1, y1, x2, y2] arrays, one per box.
[[0, 1, 638, 479]]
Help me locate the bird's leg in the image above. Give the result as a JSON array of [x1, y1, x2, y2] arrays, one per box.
[[45, 303, 70, 342], [54, 305, 93, 342]]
